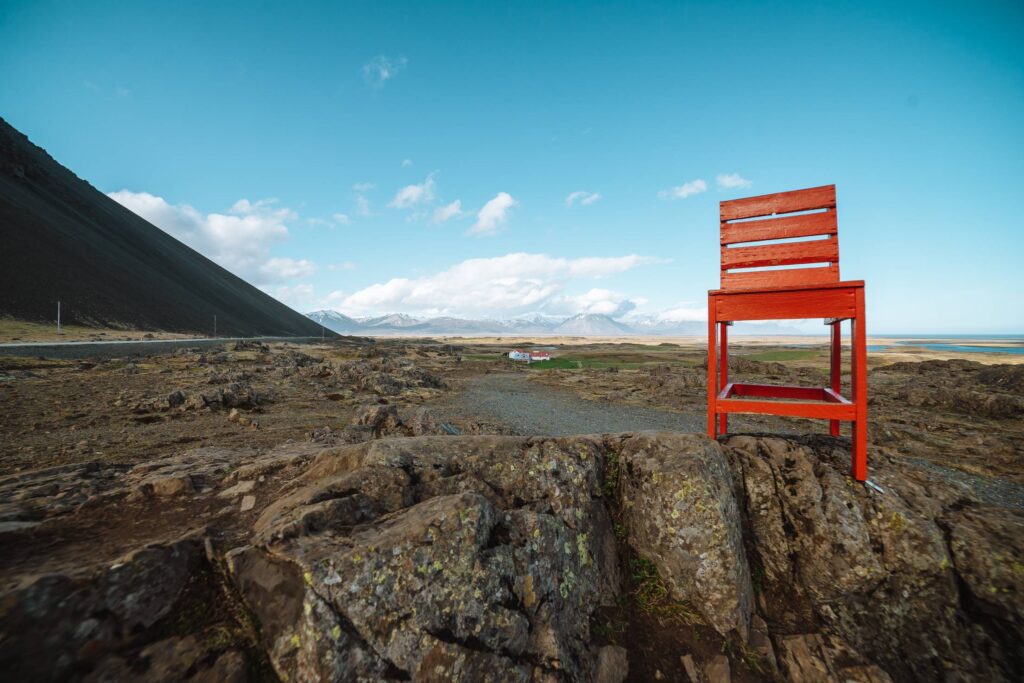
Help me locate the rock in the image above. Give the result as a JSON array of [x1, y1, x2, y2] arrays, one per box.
[[723, 434, 1022, 682], [218, 480, 255, 498], [228, 408, 240, 422], [944, 505, 1024, 655], [680, 654, 700, 682], [617, 432, 752, 637], [774, 634, 835, 682], [594, 645, 629, 683], [191, 649, 248, 683], [837, 664, 894, 682], [351, 403, 404, 436], [748, 614, 777, 673], [230, 435, 618, 682], [148, 473, 194, 497], [705, 654, 731, 683], [0, 538, 204, 680], [240, 495, 256, 512]]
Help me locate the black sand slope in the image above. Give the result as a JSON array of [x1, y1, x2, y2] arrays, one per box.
[[0, 118, 332, 337]]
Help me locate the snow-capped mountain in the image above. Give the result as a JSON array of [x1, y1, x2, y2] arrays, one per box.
[[305, 311, 803, 336], [305, 310, 363, 333], [552, 314, 635, 336]]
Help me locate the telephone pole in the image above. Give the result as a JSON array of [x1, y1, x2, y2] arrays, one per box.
[[57, 300, 61, 335], [213, 314, 217, 338]]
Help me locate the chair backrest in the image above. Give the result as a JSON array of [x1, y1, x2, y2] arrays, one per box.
[[719, 184, 839, 290]]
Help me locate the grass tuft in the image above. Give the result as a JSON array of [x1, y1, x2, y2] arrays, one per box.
[[629, 556, 702, 626]]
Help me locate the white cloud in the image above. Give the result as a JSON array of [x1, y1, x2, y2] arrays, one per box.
[[323, 290, 347, 306], [565, 191, 602, 206], [332, 212, 351, 226], [263, 283, 315, 310], [259, 257, 317, 281], [716, 173, 752, 189], [107, 190, 308, 285], [353, 182, 374, 192], [561, 288, 636, 317], [389, 173, 436, 209], [468, 192, 517, 236], [355, 195, 371, 216], [334, 252, 658, 317], [431, 200, 463, 223], [658, 178, 707, 200], [654, 302, 709, 322], [401, 159, 413, 167], [362, 56, 407, 87]]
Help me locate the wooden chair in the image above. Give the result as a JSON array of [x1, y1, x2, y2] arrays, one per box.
[[707, 184, 868, 481]]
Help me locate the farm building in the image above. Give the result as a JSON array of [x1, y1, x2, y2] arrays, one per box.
[[508, 349, 552, 362]]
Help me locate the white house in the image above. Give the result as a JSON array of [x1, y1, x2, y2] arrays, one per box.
[[508, 349, 552, 362]]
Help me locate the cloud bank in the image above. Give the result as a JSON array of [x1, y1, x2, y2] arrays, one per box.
[[332, 252, 661, 317], [107, 190, 311, 285]]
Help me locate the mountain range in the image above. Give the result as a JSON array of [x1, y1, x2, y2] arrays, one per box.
[[306, 310, 804, 337]]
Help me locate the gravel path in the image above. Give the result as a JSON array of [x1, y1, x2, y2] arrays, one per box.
[[443, 373, 1024, 510], [444, 373, 705, 435]]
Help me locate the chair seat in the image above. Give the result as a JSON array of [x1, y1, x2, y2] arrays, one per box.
[[708, 279, 864, 296], [716, 382, 856, 420]]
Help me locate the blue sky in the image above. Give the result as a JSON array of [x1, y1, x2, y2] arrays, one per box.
[[2, 0, 1022, 333]]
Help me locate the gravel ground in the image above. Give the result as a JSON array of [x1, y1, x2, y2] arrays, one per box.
[[443, 373, 1024, 510], [443, 373, 710, 435]]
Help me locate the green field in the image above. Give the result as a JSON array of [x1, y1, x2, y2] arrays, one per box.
[[741, 349, 820, 362]]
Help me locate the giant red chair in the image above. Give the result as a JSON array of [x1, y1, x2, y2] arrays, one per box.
[[707, 184, 868, 481]]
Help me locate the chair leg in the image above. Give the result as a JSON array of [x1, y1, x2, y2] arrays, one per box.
[[852, 291, 868, 481], [829, 320, 841, 437], [707, 296, 718, 439], [719, 322, 728, 435]]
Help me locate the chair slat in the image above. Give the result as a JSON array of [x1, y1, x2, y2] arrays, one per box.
[[720, 184, 835, 221], [721, 264, 839, 289], [721, 237, 838, 270], [720, 210, 837, 245]]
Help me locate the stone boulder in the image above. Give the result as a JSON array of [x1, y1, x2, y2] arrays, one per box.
[[723, 434, 1024, 681], [0, 537, 225, 680], [228, 435, 621, 682], [615, 432, 752, 638]]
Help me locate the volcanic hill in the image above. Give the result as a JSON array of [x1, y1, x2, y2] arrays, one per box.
[[0, 117, 328, 337]]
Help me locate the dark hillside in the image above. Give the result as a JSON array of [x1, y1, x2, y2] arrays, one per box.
[[0, 118, 330, 337]]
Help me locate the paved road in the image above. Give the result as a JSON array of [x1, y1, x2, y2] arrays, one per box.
[[444, 373, 706, 435], [0, 336, 331, 360]]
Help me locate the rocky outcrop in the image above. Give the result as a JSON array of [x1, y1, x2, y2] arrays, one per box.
[[229, 435, 620, 682], [723, 434, 1024, 681], [875, 359, 1024, 418], [616, 433, 752, 638], [2, 431, 1022, 682], [0, 536, 251, 681]]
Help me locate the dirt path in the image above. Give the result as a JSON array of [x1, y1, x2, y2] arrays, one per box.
[[441, 372, 709, 435]]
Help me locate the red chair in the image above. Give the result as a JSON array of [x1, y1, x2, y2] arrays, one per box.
[[707, 184, 868, 481]]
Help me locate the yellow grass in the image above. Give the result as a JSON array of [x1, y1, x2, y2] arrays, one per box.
[[0, 319, 197, 344]]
